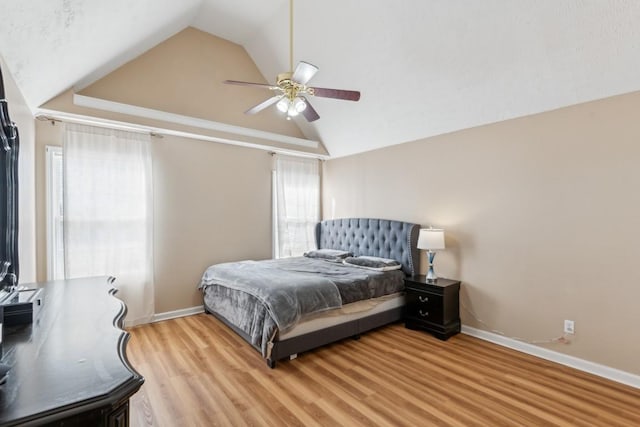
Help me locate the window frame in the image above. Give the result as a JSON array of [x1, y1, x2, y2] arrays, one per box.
[[45, 145, 64, 280]]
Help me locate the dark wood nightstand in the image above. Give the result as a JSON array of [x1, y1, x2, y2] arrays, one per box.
[[404, 276, 461, 340]]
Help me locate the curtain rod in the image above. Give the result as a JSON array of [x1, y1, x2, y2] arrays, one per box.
[[36, 114, 164, 138], [35, 111, 329, 160], [269, 151, 325, 161]]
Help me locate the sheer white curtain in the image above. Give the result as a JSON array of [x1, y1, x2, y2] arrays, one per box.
[[63, 123, 154, 326], [274, 155, 320, 257]]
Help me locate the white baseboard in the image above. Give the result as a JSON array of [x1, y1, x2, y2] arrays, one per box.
[[152, 305, 205, 323], [461, 325, 640, 389]]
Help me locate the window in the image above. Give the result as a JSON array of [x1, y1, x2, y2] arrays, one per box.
[[45, 146, 64, 280], [273, 155, 320, 258], [45, 124, 154, 325]]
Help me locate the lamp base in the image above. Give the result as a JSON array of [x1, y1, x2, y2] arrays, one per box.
[[426, 251, 438, 283]]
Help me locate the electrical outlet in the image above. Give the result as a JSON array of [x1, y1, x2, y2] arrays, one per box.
[[564, 319, 575, 334]]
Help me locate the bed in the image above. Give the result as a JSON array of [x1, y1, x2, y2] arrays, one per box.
[[199, 218, 419, 368]]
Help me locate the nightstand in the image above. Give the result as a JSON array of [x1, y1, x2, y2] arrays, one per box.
[[404, 276, 461, 340]]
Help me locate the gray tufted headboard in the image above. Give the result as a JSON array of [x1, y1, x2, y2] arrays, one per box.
[[315, 218, 420, 276]]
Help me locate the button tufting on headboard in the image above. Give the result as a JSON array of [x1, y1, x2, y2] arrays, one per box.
[[315, 218, 420, 276]]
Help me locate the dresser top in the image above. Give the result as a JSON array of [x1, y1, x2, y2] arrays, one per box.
[[0, 276, 143, 425]]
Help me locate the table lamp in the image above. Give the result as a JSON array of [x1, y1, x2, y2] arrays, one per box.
[[417, 227, 445, 282]]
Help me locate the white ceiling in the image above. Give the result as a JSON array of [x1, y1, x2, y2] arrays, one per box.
[[2, 0, 640, 158]]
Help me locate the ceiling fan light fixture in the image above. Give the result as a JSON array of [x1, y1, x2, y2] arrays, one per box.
[[287, 103, 300, 117], [293, 97, 307, 113], [276, 98, 290, 113]]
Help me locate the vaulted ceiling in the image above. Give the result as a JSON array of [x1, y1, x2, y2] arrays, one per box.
[[2, 0, 640, 157]]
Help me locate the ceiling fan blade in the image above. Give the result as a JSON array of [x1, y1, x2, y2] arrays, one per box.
[[291, 61, 319, 85], [224, 80, 279, 90], [301, 98, 320, 122], [245, 96, 282, 115], [311, 87, 361, 101]]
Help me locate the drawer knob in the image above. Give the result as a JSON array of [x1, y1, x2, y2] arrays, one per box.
[[419, 296, 429, 303], [419, 310, 429, 317]]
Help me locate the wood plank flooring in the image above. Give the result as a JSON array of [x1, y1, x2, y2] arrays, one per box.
[[127, 314, 640, 426]]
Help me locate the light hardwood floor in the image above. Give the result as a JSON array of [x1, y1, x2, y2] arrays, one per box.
[[127, 314, 640, 426]]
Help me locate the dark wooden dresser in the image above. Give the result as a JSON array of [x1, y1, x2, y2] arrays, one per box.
[[0, 276, 143, 426]]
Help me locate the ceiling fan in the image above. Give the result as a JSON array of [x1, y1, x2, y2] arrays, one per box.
[[223, 0, 360, 122]]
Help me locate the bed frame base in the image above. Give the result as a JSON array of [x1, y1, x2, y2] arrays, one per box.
[[266, 305, 404, 368]]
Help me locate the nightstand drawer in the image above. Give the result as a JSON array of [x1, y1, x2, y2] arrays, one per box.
[[406, 291, 443, 323]]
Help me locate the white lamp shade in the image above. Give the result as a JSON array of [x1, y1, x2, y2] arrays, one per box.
[[417, 228, 445, 250]]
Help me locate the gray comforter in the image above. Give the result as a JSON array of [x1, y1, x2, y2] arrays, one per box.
[[199, 257, 404, 357]]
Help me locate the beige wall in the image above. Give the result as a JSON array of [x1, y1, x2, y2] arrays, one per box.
[[1, 56, 36, 283], [323, 91, 640, 375], [151, 134, 272, 312]]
